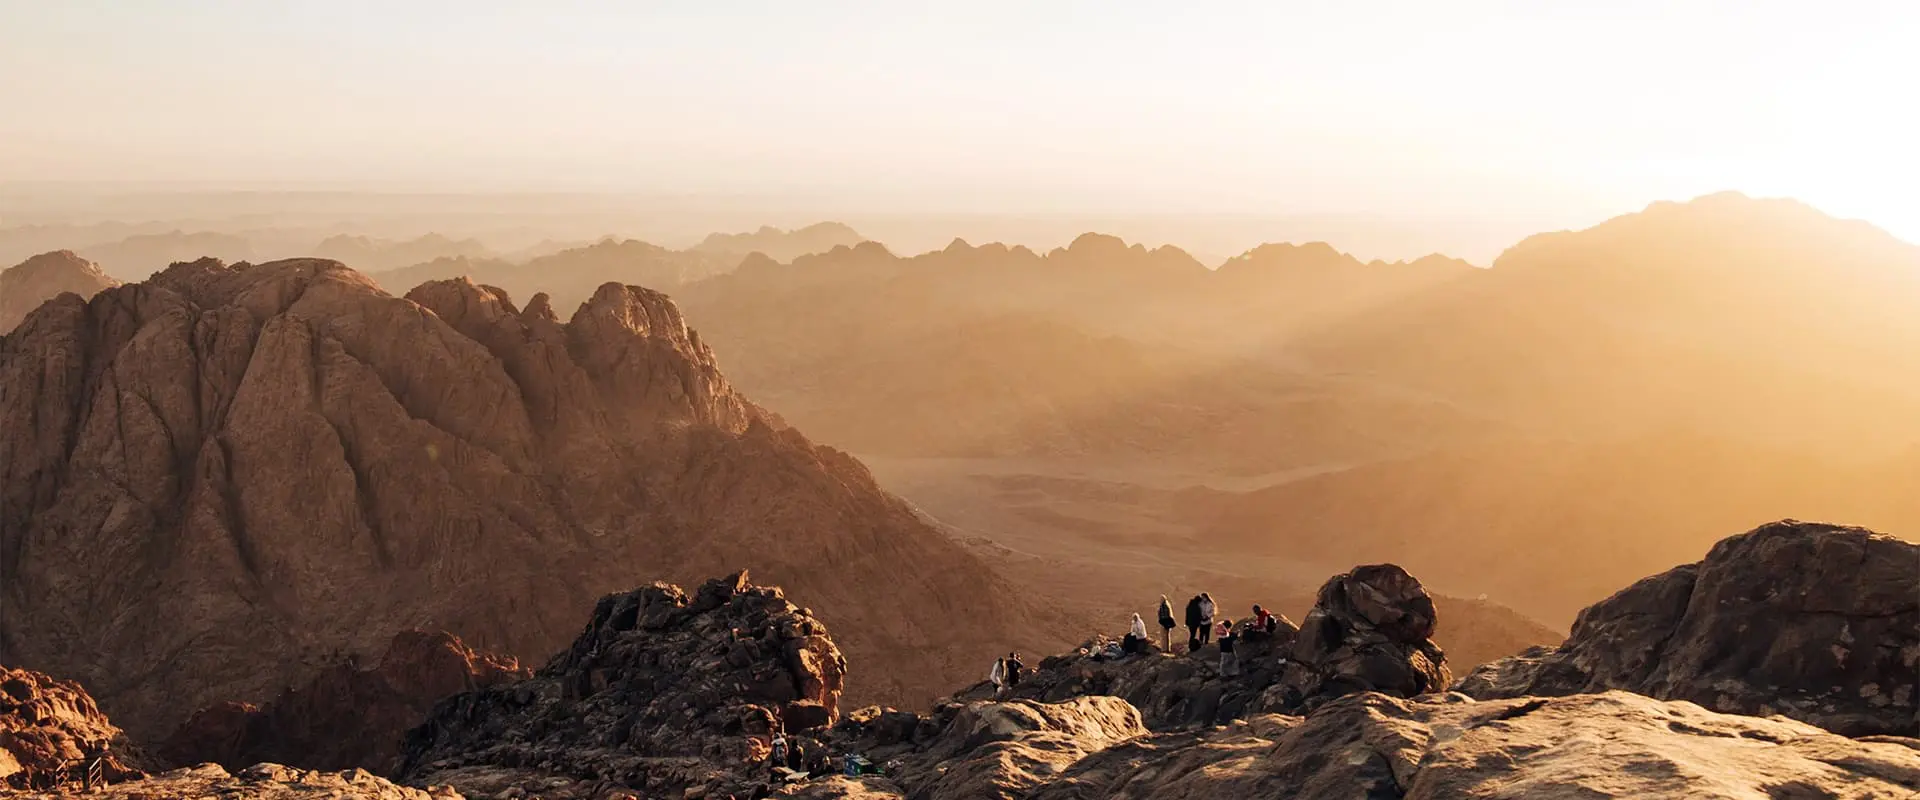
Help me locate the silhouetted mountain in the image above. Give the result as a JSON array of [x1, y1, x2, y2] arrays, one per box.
[[692, 222, 866, 262], [312, 233, 492, 272], [374, 238, 733, 314], [0, 250, 118, 333], [673, 234, 1485, 468], [77, 231, 257, 280], [0, 257, 1059, 739], [1294, 192, 1920, 454]]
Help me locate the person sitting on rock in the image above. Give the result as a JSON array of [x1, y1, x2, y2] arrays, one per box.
[[1125, 613, 1149, 654], [1218, 620, 1240, 677], [1157, 595, 1177, 651], [1244, 602, 1274, 633]]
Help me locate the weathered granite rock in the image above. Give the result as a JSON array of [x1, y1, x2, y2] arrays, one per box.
[[0, 666, 146, 791], [1265, 563, 1452, 712], [1458, 520, 1920, 737], [794, 692, 1920, 800], [398, 572, 846, 799]]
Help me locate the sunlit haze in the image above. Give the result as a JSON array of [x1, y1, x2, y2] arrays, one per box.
[[4, 1, 1918, 244]]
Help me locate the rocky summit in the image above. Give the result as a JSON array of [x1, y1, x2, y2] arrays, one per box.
[[0, 257, 1046, 739], [398, 572, 847, 800], [0, 250, 118, 333], [1457, 520, 1920, 737]]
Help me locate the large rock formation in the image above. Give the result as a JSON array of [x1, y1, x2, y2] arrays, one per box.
[[158, 630, 528, 774], [1457, 520, 1919, 737], [0, 666, 146, 791], [0, 257, 1048, 739], [399, 573, 846, 800], [1269, 563, 1452, 710], [0, 250, 118, 333]]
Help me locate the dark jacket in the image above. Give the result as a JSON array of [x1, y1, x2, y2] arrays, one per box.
[[1157, 598, 1176, 628], [1184, 596, 1204, 628]]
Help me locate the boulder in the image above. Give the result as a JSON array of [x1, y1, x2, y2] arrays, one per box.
[[1457, 520, 1920, 736], [1267, 563, 1452, 711]]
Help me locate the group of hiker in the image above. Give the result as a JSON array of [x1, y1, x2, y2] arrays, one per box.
[[988, 590, 1289, 693]]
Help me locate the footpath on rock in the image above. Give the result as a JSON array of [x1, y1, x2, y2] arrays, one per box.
[[7, 520, 1918, 799]]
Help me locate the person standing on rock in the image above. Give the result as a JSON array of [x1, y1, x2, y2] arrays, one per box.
[[1196, 592, 1217, 647], [1005, 652, 1025, 689], [1157, 595, 1177, 651], [1184, 594, 1205, 652], [989, 656, 1007, 697], [1218, 621, 1240, 677]]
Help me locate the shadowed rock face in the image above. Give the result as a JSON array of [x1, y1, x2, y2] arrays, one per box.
[[0, 665, 146, 791], [399, 573, 847, 800], [0, 257, 1042, 739], [158, 631, 528, 774], [0, 250, 119, 333], [1456, 520, 1920, 737]]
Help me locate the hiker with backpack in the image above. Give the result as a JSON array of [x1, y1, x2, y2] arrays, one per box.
[[1157, 595, 1177, 651]]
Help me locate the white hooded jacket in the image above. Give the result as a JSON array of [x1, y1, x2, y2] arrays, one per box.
[[1129, 613, 1149, 639]]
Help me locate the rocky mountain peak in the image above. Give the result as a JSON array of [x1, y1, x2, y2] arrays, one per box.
[[0, 258, 1045, 742], [398, 571, 846, 797], [0, 249, 120, 333]]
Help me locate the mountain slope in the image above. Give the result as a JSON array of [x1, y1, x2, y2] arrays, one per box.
[[0, 257, 1054, 738]]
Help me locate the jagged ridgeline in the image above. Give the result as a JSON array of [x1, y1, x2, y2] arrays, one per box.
[[0, 257, 1055, 740]]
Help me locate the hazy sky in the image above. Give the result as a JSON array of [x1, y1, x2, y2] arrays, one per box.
[[3, 1, 1917, 237]]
